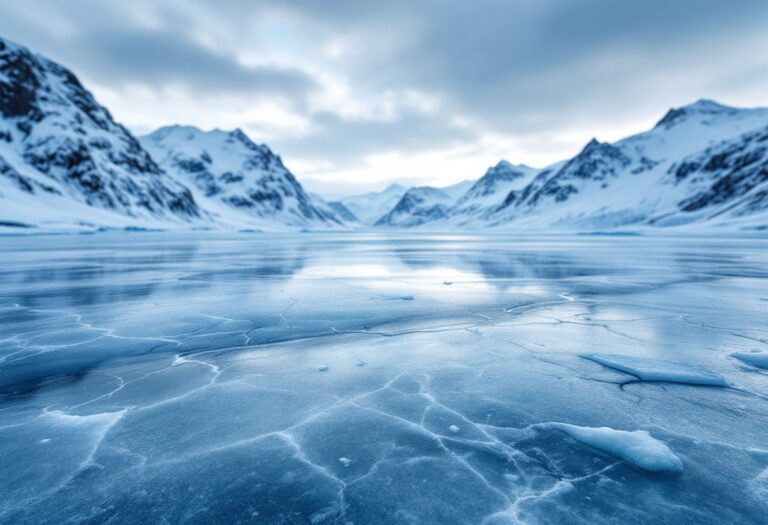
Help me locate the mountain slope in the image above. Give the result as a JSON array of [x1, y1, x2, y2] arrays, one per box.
[[482, 100, 768, 230], [449, 161, 537, 222], [140, 125, 345, 228], [375, 180, 472, 227], [339, 183, 408, 225], [652, 122, 768, 228], [0, 37, 202, 230], [309, 192, 359, 224]]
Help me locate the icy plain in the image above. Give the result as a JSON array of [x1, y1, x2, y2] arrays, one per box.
[[0, 231, 767, 524]]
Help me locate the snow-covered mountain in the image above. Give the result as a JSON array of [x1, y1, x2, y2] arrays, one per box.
[[309, 192, 359, 223], [449, 161, 537, 222], [2, 31, 766, 233], [0, 36, 350, 231], [652, 122, 768, 228], [375, 180, 472, 227], [339, 183, 408, 225], [383, 99, 768, 230], [485, 99, 768, 230], [0, 37, 203, 230], [140, 125, 347, 229]]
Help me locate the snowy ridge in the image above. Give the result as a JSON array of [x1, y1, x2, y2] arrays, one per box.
[[0, 36, 203, 230], [485, 99, 768, 230], [375, 180, 472, 227], [371, 99, 768, 230], [339, 183, 408, 225], [141, 125, 348, 229], [1, 29, 767, 232], [450, 161, 537, 222]]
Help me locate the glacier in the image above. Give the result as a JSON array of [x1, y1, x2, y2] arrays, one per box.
[[1, 231, 767, 524]]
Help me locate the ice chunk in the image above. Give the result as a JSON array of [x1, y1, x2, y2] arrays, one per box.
[[581, 353, 727, 386], [318, 365, 329, 372], [538, 423, 683, 473], [449, 425, 460, 433], [338, 457, 352, 467], [732, 351, 768, 370]]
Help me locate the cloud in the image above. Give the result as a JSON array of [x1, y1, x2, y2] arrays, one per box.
[[275, 110, 477, 164], [2, 0, 768, 194], [69, 27, 318, 99]]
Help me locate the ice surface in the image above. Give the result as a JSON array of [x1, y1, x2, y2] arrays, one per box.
[[581, 353, 728, 386], [536, 423, 683, 473], [0, 232, 767, 524]]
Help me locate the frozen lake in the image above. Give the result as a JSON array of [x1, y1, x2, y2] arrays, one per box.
[[1, 231, 767, 524]]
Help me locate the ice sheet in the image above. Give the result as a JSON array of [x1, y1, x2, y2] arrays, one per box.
[[0, 231, 767, 524]]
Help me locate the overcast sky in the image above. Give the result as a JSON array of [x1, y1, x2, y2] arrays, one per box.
[[2, 0, 768, 196]]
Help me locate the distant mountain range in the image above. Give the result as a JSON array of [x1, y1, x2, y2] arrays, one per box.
[[375, 180, 472, 227], [339, 183, 408, 226], [1, 35, 767, 232]]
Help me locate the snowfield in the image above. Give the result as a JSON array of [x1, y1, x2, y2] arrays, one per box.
[[1, 231, 767, 524]]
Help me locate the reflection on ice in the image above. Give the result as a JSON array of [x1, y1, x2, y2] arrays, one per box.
[[0, 231, 767, 524]]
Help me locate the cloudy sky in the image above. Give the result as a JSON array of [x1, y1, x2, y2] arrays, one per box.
[[2, 0, 768, 196]]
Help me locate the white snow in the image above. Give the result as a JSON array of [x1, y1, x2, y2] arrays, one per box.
[[537, 423, 684, 473], [449, 425, 460, 433], [339, 183, 408, 225], [581, 353, 728, 386], [375, 99, 768, 231], [140, 125, 344, 230], [731, 351, 768, 370], [375, 181, 474, 227]]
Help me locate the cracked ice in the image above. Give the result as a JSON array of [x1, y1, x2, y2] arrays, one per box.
[[1, 231, 767, 524]]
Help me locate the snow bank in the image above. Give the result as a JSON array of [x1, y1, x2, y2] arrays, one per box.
[[538, 423, 683, 473], [581, 353, 727, 386]]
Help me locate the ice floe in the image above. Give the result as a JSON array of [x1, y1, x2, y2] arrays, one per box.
[[537, 423, 683, 473]]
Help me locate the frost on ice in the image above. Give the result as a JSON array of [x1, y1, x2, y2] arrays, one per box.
[[537, 423, 684, 473], [581, 353, 728, 386]]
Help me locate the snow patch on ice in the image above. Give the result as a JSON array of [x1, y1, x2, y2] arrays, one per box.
[[581, 353, 727, 386], [537, 423, 683, 473]]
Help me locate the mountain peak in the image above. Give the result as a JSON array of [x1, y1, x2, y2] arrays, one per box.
[[580, 138, 603, 153], [655, 99, 737, 129], [383, 183, 406, 193], [484, 160, 527, 181], [686, 98, 732, 111], [144, 125, 274, 156]]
